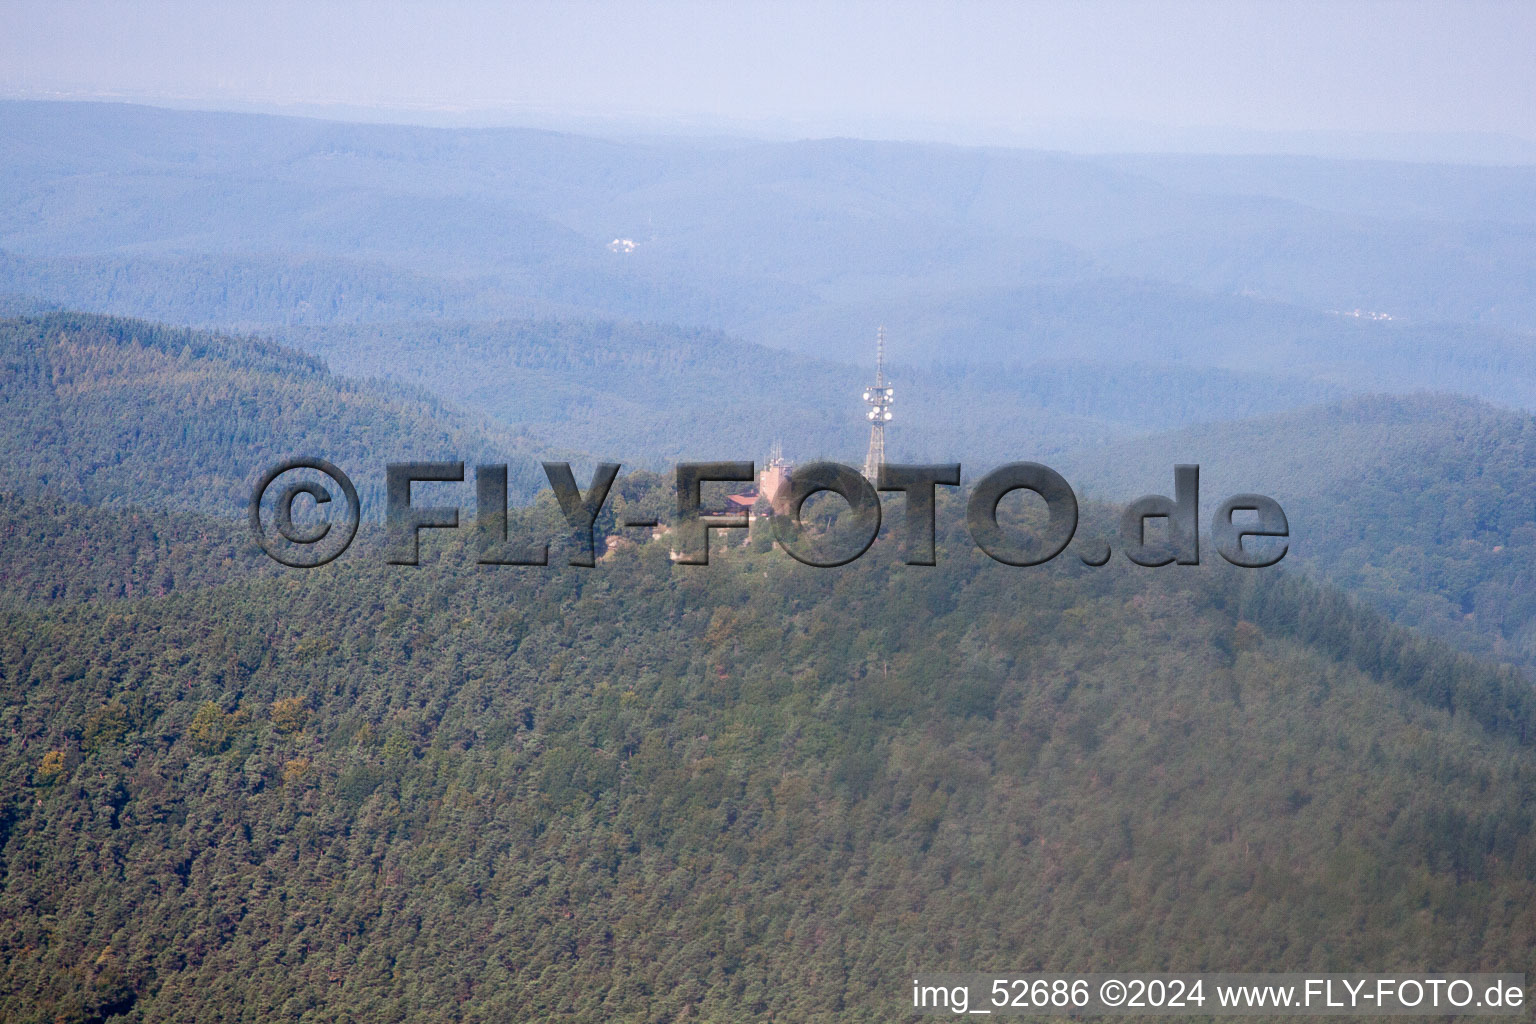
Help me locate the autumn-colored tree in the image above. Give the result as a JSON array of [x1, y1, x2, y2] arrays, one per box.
[[35, 749, 66, 785], [271, 696, 308, 734], [188, 701, 228, 754]]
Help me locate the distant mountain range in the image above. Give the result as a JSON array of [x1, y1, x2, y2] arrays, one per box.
[[4, 101, 1536, 1019], [3, 100, 1535, 348]]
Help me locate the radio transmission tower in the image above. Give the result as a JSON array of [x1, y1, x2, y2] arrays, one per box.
[[861, 327, 894, 482]]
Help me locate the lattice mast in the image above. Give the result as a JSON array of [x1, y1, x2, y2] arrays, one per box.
[[861, 327, 893, 482]]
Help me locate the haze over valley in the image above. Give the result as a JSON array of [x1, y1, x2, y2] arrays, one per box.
[[4, 8, 1536, 1015]]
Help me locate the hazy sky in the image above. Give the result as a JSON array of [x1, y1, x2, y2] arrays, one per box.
[[3, 0, 1534, 145]]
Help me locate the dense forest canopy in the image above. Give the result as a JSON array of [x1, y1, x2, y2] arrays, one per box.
[[0, 313, 551, 516], [3, 98, 1536, 1022], [4, 481, 1535, 1022], [1072, 394, 1536, 670]]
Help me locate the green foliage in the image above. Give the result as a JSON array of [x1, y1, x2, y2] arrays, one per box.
[[274, 318, 1352, 470], [0, 491, 273, 606], [0, 313, 550, 517], [33, 749, 65, 786], [187, 701, 228, 754], [1080, 394, 1536, 671], [2, 488, 1534, 1021], [5, 99, 1536, 1019], [270, 697, 308, 735]]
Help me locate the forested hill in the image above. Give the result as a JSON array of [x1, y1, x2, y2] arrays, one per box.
[[6, 100, 1536, 423], [281, 318, 861, 467], [1067, 393, 1536, 669], [274, 317, 1346, 469], [2, 490, 1534, 1022], [6, 100, 1536, 340], [0, 313, 551, 516], [0, 492, 281, 607], [8, 99, 1536, 1024]]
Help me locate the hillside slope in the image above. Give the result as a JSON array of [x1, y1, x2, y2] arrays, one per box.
[[0, 313, 551, 516], [1, 496, 1534, 1021], [1066, 393, 1536, 669], [0, 492, 274, 605], [277, 317, 1369, 471]]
